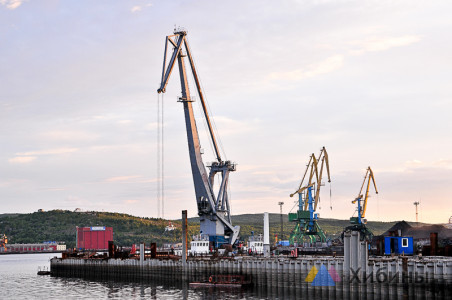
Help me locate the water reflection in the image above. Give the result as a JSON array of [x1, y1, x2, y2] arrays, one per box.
[[1, 254, 450, 299], [48, 275, 450, 300]]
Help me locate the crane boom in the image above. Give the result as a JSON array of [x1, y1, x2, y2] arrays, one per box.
[[353, 166, 378, 219], [157, 30, 239, 246]]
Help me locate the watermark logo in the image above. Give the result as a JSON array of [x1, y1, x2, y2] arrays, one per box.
[[350, 267, 429, 284], [305, 265, 341, 286]]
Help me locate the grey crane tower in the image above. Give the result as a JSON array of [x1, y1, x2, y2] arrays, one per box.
[[157, 29, 240, 248]]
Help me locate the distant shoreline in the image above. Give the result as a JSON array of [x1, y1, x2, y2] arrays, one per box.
[[0, 251, 64, 255]]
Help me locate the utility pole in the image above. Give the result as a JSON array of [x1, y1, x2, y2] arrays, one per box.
[[278, 202, 284, 241], [413, 201, 420, 224]]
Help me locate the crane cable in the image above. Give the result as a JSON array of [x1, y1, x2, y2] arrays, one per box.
[[329, 182, 332, 210], [156, 92, 165, 219], [162, 93, 165, 219], [186, 38, 227, 161], [156, 93, 161, 218]]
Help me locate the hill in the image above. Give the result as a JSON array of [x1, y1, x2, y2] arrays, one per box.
[[0, 210, 414, 248], [0, 210, 197, 248], [189, 213, 400, 241]]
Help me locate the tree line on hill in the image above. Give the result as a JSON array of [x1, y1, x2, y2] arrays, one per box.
[[0, 210, 398, 248]]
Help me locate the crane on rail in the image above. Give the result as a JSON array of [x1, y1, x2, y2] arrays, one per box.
[[157, 29, 240, 248], [344, 166, 378, 241], [288, 147, 331, 244]]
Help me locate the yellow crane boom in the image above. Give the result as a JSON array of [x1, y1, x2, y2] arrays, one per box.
[[352, 166, 378, 220]]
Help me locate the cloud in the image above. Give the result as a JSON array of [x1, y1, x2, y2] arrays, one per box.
[[8, 156, 36, 164], [17, 148, 79, 156], [105, 175, 142, 182], [146, 122, 158, 131], [404, 159, 452, 170], [212, 116, 259, 136], [0, 0, 23, 10], [432, 159, 452, 168], [131, 6, 142, 13], [43, 188, 66, 191], [131, 3, 152, 13], [349, 35, 422, 55], [125, 199, 139, 204], [40, 130, 98, 142], [405, 159, 423, 168], [268, 55, 344, 81]]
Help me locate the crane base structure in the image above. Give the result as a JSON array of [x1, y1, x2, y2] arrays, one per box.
[[289, 213, 327, 244], [288, 186, 327, 244], [342, 223, 373, 242]]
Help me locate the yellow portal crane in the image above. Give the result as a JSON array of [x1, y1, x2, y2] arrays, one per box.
[[346, 166, 378, 241], [351, 166, 378, 224], [288, 147, 331, 244]]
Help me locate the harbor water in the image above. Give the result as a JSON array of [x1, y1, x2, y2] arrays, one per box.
[[1, 253, 259, 299], [3, 253, 450, 299]]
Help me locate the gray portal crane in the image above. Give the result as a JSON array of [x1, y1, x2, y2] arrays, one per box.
[[157, 29, 240, 247]]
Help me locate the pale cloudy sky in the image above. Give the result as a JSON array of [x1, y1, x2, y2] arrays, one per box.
[[1, 0, 451, 224]]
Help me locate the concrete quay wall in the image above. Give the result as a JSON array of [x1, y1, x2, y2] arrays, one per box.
[[50, 256, 452, 287]]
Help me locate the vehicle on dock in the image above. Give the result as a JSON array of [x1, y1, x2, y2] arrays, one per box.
[[189, 275, 251, 289]]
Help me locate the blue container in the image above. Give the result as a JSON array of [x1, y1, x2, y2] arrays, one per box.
[[384, 236, 414, 255], [278, 240, 290, 247]]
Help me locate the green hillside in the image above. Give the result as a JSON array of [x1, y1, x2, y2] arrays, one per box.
[[0, 210, 198, 248], [0, 210, 406, 248], [190, 213, 399, 241]]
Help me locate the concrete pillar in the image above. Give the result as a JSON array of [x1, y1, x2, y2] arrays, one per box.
[[263, 212, 270, 258], [140, 243, 145, 265], [343, 233, 351, 277], [182, 210, 187, 268], [360, 240, 368, 280], [351, 231, 359, 273]]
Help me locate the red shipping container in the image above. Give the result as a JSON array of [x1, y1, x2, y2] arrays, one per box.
[[76, 226, 113, 250]]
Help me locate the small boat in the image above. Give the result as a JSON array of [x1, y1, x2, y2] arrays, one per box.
[[37, 266, 51, 275], [189, 275, 251, 288], [37, 270, 51, 275]]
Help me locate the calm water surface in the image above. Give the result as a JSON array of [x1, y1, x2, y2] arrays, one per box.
[[2, 253, 449, 299], [0, 253, 261, 299]]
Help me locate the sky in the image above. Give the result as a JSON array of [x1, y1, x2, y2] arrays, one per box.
[[1, 0, 451, 224]]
